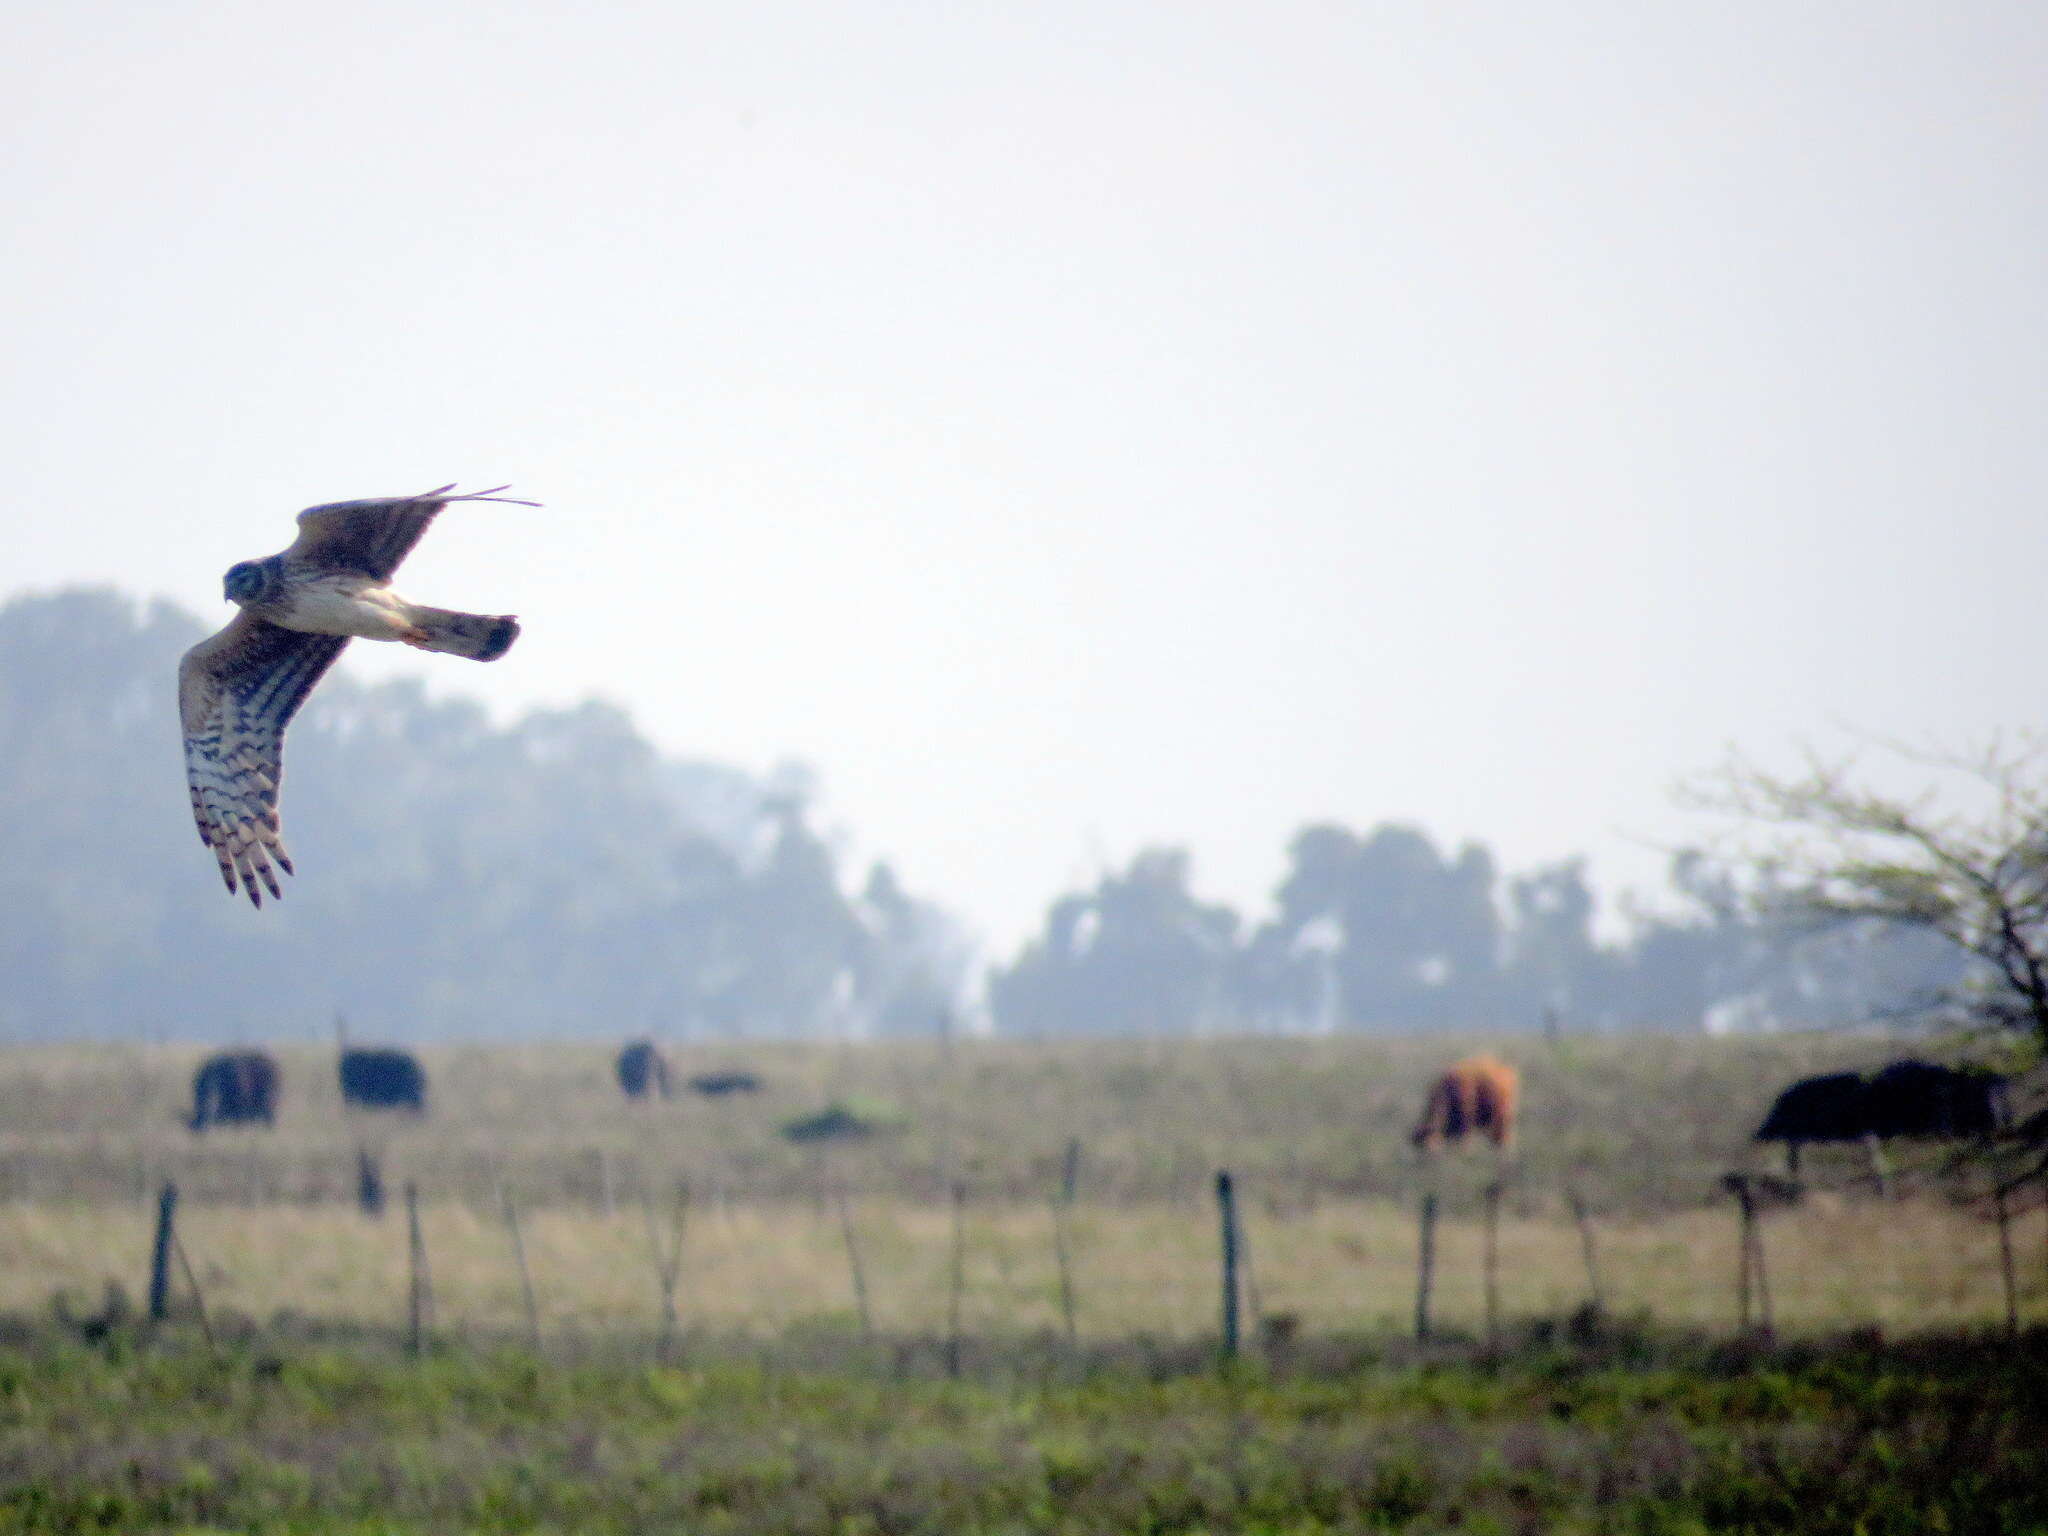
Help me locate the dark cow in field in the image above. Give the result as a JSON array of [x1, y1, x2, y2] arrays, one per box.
[[1410, 1054, 1520, 1153], [1864, 1059, 2009, 1139], [189, 1049, 279, 1131], [1755, 1059, 2009, 1184], [688, 1070, 763, 1097], [339, 1047, 427, 1113], [616, 1039, 671, 1100]]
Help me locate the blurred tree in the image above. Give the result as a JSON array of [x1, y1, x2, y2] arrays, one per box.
[[991, 848, 1238, 1036], [1244, 824, 1502, 1032], [0, 589, 962, 1041], [1702, 744, 2048, 1056], [854, 862, 974, 1039], [1502, 858, 1610, 1025]]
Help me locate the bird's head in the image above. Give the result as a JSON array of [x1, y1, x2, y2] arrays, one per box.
[[222, 560, 274, 605]]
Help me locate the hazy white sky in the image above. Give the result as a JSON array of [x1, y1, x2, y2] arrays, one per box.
[[7, 1, 2046, 956]]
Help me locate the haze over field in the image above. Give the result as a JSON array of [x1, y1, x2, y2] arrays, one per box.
[[0, 590, 1962, 1040], [6, 2, 2046, 960]]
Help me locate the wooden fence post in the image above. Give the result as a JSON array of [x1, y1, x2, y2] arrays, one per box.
[[405, 1182, 435, 1356], [1567, 1190, 1605, 1312], [1751, 1193, 1773, 1335], [356, 1146, 385, 1217], [1730, 1176, 1773, 1336], [1482, 1180, 1502, 1352], [1414, 1191, 1438, 1342], [148, 1183, 178, 1323], [1734, 1181, 1753, 1331], [945, 1181, 966, 1379], [1217, 1171, 1241, 1362], [641, 1183, 688, 1358], [1051, 1183, 1079, 1349]]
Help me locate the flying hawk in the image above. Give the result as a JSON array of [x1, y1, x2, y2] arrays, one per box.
[[179, 484, 535, 906]]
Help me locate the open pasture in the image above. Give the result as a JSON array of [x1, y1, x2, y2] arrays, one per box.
[[0, 1033, 2038, 1347], [0, 1030, 1993, 1212], [1, 1033, 2044, 1535]]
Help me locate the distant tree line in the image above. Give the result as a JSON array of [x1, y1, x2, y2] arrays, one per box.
[[988, 828, 1967, 1038], [0, 590, 966, 1041], [0, 589, 1964, 1043]]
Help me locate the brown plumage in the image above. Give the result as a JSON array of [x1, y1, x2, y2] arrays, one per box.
[[179, 484, 535, 906], [1409, 1054, 1520, 1152]]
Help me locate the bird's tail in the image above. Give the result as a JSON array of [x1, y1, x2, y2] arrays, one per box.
[[407, 606, 520, 661]]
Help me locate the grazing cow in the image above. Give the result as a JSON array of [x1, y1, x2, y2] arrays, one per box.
[[339, 1047, 427, 1113], [616, 1039, 671, 1100], [189, 1049, 280, 1131], [1754, 1060, 2009, 1183], [1863, 1059, 2009, 1139], [689, 1071, 763, 1097], [1410, 1054, 1520, 1153]]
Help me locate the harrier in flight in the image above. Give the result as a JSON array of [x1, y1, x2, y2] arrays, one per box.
[[179, 484, 534, 906]]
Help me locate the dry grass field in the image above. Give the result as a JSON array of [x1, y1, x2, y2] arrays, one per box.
[[2, 1034, 2045, 1533], [4, 1188, 2039, 1348], [0, 1029, 2010, 1210], [0, 1031, 2039, 1347]]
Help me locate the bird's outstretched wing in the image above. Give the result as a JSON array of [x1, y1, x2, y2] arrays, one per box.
[[282, 484, 539, 581], [179, 612, 349, 906]]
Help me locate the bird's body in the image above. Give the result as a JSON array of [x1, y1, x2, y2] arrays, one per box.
[[179, 484, 533, 905], [222, 556, 518, 657]]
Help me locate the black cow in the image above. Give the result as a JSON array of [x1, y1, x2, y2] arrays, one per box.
[[1863, 1059, 2009, 1139], [1755, 1059, 2009, 1184], [339, 1047, 427, 1113], [189, 1050, 279, 1131], [616, 1039, 671, 1100], [688, 1070, 763, 1097]]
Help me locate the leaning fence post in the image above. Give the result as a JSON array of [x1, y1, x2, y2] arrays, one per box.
[[501, 1185, 540, 1351], [1414, 1191, 1438, 1342], [1217, 1171, 1241, 1362], [148, 1183, 178, 1323], [1993, 1180, 2019, 1337], [172, 1233, 215, 1351], [833, 1185, 873, 1341]]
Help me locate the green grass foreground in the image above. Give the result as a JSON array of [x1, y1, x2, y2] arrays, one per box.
[[1, 1326, 2044, 1535]]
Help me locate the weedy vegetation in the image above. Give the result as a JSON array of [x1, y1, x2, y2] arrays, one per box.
[[0, 1033, 2040, 1532]]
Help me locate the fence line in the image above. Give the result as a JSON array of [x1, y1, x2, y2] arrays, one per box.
[[98, 1159, 2046, 1361]]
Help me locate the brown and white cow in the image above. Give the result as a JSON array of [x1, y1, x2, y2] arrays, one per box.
[[1410, 1054, 1520, 1153]]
